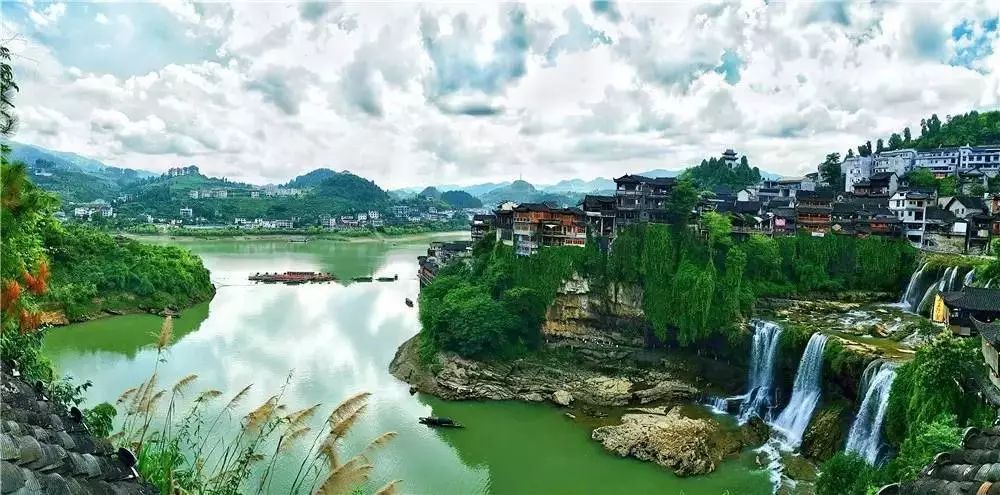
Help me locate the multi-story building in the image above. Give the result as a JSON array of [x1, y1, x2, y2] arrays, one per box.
[[774, 177, 816, 198], [511, 203, 587, 256], [494, 202, 517, 247], [843, 156, 873, 193], [889, 190, 932, 245], [722, 148, 738, 168], [795, 189, 834, 234], [913, 145, 1000, 177], [852, 171, 898, 197], [179, 207, 193, 218], [581, 195, 616, 237], [873, 149, 916, 175], [614, 175, 676, 227], [470, 214, 495, 242]]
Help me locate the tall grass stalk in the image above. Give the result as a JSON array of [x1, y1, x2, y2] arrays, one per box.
[[113, 317, 397, 494]]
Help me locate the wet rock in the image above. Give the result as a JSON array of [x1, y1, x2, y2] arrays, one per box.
[[781, 452, 819, 482], [552, 390, 573, 406], [523, 392, 545, 402], [389, 336, 699, 407], [741, 416, 770, 448], [591, 409, 741, 476], [633, 380, 698, 404], [800, 405, 848, 461]]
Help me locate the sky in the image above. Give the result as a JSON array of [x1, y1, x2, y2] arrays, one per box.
[[2, 1, 999, 189]]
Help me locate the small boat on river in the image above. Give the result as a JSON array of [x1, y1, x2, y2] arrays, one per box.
[[419, 416, 463, 428], [405, 298, 414, 307], [249, 271, 336, 284], [352, 276, 373, 283], [376, 274, 399, 282]]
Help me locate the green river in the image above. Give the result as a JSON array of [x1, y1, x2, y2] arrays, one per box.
[[43, 233, 772, 494]]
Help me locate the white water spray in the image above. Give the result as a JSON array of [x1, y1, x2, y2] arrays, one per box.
[[845, 361, 897, 464], [772, 333, 829, 448]]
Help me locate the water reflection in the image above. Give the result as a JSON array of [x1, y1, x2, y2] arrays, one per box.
[[44, 237, 770, 494]]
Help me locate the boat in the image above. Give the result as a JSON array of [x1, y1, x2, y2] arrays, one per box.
[[249, 271, 336, 284], [376, 274, 398, 282], [405, 298, 414, 308], [418, 416, 463, 428], [352, 276, 373, 282]]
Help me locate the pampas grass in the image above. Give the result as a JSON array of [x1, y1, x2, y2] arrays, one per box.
[[112, 317, 398, 495]]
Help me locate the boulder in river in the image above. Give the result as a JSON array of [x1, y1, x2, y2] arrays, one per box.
[[590, 408, 742, 476], [552, 390, 573, 406]]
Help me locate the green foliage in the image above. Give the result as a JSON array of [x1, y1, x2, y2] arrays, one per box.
[[665, 178, 699, 225], [884, 334, 990, 448], [816, 452, 884, 495], [44, 223, 214, 317], [701, 211, 732, 252], [680, 154, 762, 190], [818, 153, 843, 191], [891, 414, 961, 480], [440, 190, 483, 208], [904, 169, 937, 189], [84, 402, 117, 438], [913, 110, 1000, 149]]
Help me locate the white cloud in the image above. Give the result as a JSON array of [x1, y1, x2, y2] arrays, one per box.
[[6, 1, 1000, 188]]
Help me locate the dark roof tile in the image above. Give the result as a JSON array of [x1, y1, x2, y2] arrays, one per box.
[[941, 288, 1000, 312]]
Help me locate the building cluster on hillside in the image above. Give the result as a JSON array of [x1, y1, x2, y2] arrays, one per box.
[[72, 199, 114, 220], [467, 149, 1000, 256], [417, 240, 474, 286], [843, 145, 1000, 193]]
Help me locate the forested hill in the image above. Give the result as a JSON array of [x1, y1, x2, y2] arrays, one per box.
[[3, 141, 154, 202], [680, 152, 762, 191], [843, 110, 1000, 157]]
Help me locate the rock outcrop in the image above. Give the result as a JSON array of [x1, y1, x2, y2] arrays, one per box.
[[800, 405, 849, 461], [591, 407, 745, 476], [390, 335, 698, 407]]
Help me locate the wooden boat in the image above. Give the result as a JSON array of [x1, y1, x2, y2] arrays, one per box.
[[376, 274, 398, 282], [418, 416, 463, 428], [352, 276, 373, 282], [249, 271, 336, 284], [405, 298, 414, 308]]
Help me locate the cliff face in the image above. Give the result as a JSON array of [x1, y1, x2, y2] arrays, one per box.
[[542, 275, 648, 352]]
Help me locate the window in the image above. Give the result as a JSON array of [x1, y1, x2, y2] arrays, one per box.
[[915, 211, 924, 221]]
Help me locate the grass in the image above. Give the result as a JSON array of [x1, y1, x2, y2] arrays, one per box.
[[112, 317, 402, 495]]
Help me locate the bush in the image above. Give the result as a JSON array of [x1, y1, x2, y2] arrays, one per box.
[[816, 452, 884, 495]]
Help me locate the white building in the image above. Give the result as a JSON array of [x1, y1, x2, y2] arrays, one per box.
[[189, 190, 200, 199], [890, 191, 931, 245], [320, 217, 337, 228], [843, 156, 874, 193], [913, 145, 1000, 177], [180, 207, 194, 218], [722, 148, 738, 168]]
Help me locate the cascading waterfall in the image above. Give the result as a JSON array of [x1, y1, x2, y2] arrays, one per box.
[[772, 333, 829, 448], [899, 262, 927, 308], [845, 360, 897, 464], [737, 320, 783, 424], [964, 269, 976, 288]]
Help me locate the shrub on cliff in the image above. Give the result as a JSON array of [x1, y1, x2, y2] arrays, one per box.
[[815, 452, 884, 495]]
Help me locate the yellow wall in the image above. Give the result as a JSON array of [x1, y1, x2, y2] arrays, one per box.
[[931, 294, 949, 323]]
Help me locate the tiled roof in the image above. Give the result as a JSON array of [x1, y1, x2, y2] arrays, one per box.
[[926, 206, 958, 223], [734, 201, 762, 214], [798, 189, 835, 201], [870, 171, 896, 181], [973, 318, 1000, 347], [613, 175, 676, 186], [581, 195, 616, 210], [797, 206, 833, 214], [879, 426, 1000, 495], [941, 287, 1000, 312], [513, 203, 584, 215], [949, 196, 988, 212], [0, 367, 156, 495]]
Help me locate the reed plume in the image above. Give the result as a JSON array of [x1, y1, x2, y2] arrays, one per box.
[[244, 396, 279, 431], [285, 403, 321, 429], [195, 389, 223, 403], [156, 316, 173, 351], [326, 392, 370, 426], [170, 373, 198, 396], [315, 456, 372, 495], [225, 384, 253, 412], [360, 432, 397, 459], [374, 480, 402, 495], [278, 427, 312, 453]]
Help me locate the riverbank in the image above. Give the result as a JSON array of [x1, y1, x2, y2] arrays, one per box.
[[390, 334, 771, 477], [124, 229, 469, 244]]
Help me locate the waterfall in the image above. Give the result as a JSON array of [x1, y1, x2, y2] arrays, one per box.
[[915, 266, 956, 314], [706, 396, 730, 414], [963, 269, 975, 288], [845, 361, 898, 464], [772, 333, 829, 448], [899, 262, 926, 307], [737, 320, 783, 424], [945, 266, 959, 292]]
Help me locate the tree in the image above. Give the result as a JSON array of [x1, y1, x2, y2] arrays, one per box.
[[0, 46, 17, 137], [740, 155, 749, 167], [888, 133, 903, 150], [904, 169, 937, 189], [846, 149, 855, 158], [501, 287, 547, 350], [816, 452, 882, 495], [819, 152, 842, 187], [876, 138, 885, 153], [701, 211, 732, 252], [665, 179, 699, 226], [903, 126, 912, 144]]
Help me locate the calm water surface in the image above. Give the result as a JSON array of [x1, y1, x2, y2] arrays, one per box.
[[43, 234, 771, 495]]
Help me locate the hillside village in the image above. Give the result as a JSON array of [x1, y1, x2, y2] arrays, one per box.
[[460, 145, 1000, 258]]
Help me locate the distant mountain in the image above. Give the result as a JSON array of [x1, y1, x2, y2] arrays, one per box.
[[287, 168, 338, 188], [539, 177, 616, 193], [635, 168, 684, 178], [440, 190, 482, 209], [418, 186, 441, 199], [3, 141, 156, 202], [314, 172, 389, 204]]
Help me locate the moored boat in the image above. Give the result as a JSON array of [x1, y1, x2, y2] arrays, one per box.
[[418, 416, 463, 428], [249, 271, 336, 284]]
